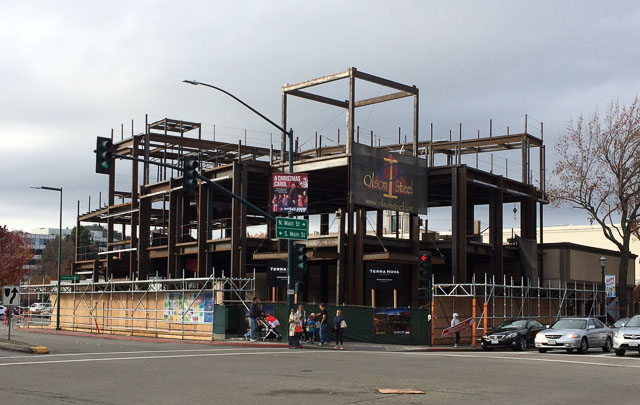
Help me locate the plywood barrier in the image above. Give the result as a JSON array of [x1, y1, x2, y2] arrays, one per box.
[[42, 292, 214, 341]]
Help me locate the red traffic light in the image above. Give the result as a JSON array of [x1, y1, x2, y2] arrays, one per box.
[[420, 254, 428, 262]]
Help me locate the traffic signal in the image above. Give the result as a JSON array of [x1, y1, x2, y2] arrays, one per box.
[[418, 286, 432, 302], [183, 157, 199, 192], [95, 137, 114, 174], [418, 251, 432, 281], [293, 244, 308, 273]]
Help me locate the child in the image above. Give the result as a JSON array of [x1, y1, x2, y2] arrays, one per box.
[[306, 315, 317, 343]]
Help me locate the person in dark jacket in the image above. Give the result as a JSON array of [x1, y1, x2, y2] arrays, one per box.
[[332, 309, 345, 350], [244, 297, 260, 342]]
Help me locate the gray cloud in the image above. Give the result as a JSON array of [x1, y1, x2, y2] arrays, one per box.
[[1, 1, 639, 231]]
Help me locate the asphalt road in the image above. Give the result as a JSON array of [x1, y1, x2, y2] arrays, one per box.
[[1, 325, 639, 404]]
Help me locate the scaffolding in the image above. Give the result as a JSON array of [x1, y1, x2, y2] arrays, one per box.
[[18, 272, 255, 341], [432, 274, 605, 344]]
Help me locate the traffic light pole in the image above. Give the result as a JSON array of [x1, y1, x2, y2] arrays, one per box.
[[113, 141, 293, 307], [111, 153, 276, 223], [181, 80, 297, 310], [286, 130, 295, 310]]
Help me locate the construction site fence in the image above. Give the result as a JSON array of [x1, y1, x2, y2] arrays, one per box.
[[17, 272, 255, 341], [431, 274, 614, 346]]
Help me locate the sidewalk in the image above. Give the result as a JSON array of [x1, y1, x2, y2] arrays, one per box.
[[298, 340, 480, 352], [12, 326, 480, 353]]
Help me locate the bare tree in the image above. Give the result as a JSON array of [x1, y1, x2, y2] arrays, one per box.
[[550, 97, 640, 317]]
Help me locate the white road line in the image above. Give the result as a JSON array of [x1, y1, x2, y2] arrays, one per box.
[[365, 351, 640, 369], [0, 349, 316, 367], [0, 347, 280, 361]]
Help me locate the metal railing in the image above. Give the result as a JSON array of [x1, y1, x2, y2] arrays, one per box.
[[18, 271, 255, 340], [433, 273, 606, 332]]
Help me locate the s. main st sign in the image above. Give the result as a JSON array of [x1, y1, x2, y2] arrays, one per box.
[[276, 217, 308, 240]]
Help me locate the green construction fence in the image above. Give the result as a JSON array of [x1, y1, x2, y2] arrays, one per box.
[[262, 303, 430, 345]]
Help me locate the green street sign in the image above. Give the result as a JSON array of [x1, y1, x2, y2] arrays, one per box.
[[276, 217, 308, 240], [61, 275, 80, 281]]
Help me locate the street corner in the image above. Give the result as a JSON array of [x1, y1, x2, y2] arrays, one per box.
[[0, 339, 49, 354]]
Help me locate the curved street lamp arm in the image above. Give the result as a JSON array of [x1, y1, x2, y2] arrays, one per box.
[[183, 80, 289, 135]]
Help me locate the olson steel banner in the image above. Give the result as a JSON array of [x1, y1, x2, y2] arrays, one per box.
[[272, 173, 308, 214], [350, 143, 426, 214]]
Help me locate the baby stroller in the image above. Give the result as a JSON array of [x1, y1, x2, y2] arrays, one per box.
[[261, 314, 282, 342]]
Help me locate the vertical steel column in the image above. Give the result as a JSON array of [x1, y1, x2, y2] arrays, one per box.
[[413, 91, 419, 157], [336, 209, 346, 305], [130, 136, 139, 279], [346, 68, 355, 156]]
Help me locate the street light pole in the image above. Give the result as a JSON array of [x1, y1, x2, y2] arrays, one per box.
[[600, 256, 607, 324], [183, 80, 296, 309], [30, 186, 63, 330]]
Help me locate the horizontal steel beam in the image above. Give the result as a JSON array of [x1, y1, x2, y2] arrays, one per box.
[[354, 91, 413, 108], [282, 69, 351, 92], [353, 70, 418, 94], [287, 90, 348, 108]]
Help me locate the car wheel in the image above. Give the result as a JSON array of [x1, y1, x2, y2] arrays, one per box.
[[602, 337, 612, 353], [577, 338, 588, 354], [565, 349, 574, 353], [537, 348, 547, 353], [514, 336, 527, 351], [615, 349, 625, 356]]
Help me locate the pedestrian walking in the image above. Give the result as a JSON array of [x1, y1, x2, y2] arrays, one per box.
[[451, 312, 461, 348], [288, 308, 303, 348], [332, 309, 346, 350], [316, 303, 329, 346], [244, 297, 260, 342]]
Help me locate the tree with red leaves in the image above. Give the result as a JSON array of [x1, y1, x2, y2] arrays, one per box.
[[550, 98, 640, 317], [0, 225, 32, 286]]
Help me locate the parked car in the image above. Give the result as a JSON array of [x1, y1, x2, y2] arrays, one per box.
[[29, 302, 51, 315], [535, 317, 613, 354], [612, 315, 640, 356], [611, 317, 630, 333], [481, 319, 546, 351], [0, 305, 6, 320]]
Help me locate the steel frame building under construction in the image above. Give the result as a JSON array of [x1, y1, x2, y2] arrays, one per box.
[[73, 67, 546, 309]]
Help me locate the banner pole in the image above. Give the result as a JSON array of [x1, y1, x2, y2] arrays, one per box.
[[483, 302, 488, 335], [472, 298, 477, 348]]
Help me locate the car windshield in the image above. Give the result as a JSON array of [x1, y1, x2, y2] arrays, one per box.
[[613, 318, 628, 328], [496, 320, 528, 329], [552, 319, 586, 330], [625, 317, 640, 328]]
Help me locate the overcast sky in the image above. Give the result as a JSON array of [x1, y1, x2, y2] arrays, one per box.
[[1, 1, 639, 233]]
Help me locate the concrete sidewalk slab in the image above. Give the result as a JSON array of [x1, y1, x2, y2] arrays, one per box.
[[19, 327, 289, 349]]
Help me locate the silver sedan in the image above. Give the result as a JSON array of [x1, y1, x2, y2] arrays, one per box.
[[535, 318, 613, 354], [612, 315, 640, 356]]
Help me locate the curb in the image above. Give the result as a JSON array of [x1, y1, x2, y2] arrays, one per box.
[[300, 343, 482, 352], [0, 341, 49, 354], [19, 328, 289, 349]]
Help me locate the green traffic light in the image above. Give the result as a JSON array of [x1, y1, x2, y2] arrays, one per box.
[[95, 136, 114, 174]]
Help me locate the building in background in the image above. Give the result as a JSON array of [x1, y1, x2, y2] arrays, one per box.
[[24, 228, 72, 271]]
